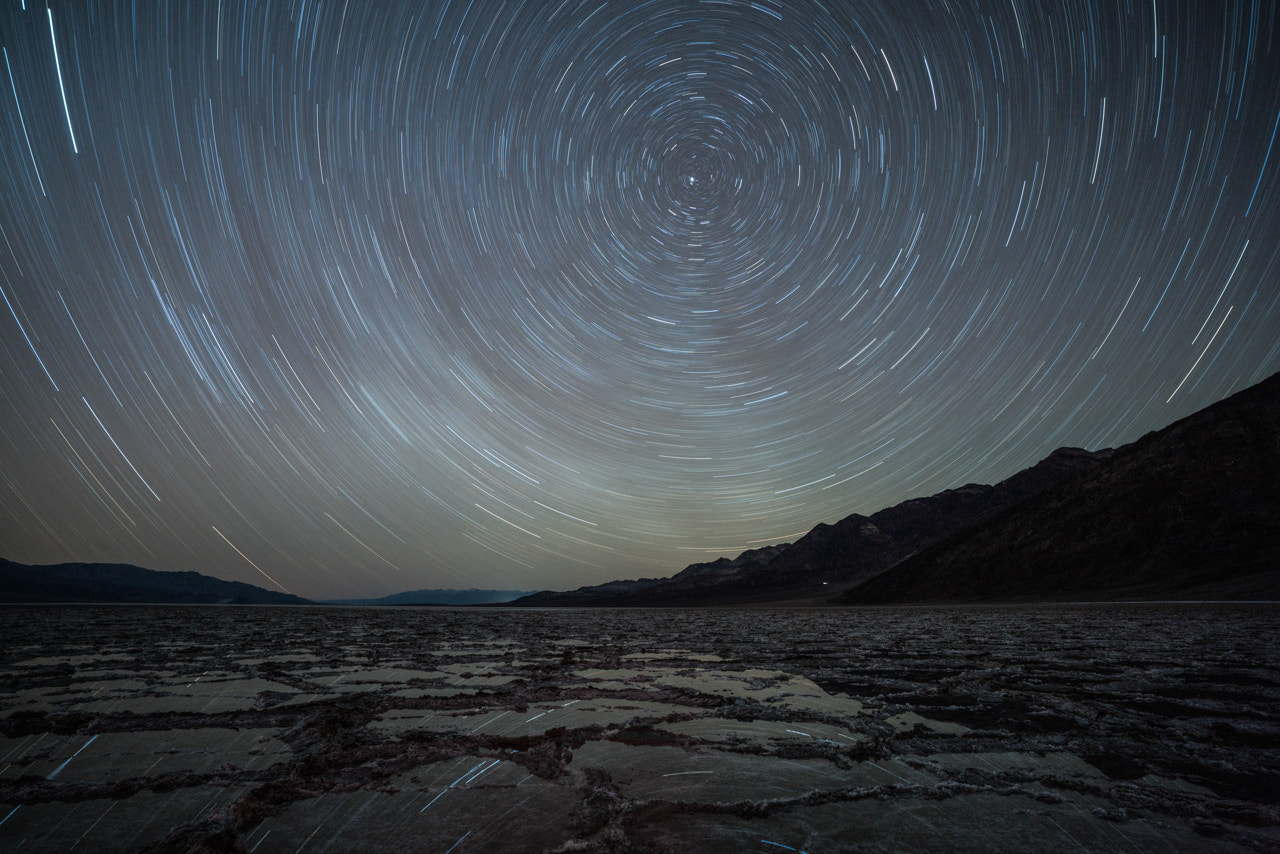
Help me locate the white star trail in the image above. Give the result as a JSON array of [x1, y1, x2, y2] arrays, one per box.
[[0, 0, 1276, 598]]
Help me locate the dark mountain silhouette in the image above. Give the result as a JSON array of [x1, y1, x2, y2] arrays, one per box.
[[0, 559, 310, 605], [512, 446, 1110, 607], [838, 372, 1280, 603], [323, 588, 535, 606]]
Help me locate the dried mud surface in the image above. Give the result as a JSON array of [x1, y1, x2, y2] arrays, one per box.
[[1, 604, 1277, 853]]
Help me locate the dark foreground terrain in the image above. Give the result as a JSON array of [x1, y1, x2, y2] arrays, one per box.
[[1, 605, 1277, 853]]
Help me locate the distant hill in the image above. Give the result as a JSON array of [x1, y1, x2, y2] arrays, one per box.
[[0, 559, 310, 605], [837, 372, 1280, 604], [512, 445, 1110, 607], [324, 588, 536, 606]]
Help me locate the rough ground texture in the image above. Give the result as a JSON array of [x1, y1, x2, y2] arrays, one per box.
[[1, 605, 1278, 852]]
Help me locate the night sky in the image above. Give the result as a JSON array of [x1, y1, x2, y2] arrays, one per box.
[[1, 0, 1278, 600]]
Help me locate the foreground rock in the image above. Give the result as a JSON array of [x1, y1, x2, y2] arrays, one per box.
[[839, 371, 1280, 604]]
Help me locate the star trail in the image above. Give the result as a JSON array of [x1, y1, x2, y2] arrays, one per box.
[[1, 0, 1278, 599]]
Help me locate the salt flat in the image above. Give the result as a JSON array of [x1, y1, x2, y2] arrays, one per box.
[[1, 604, 1276, 852]]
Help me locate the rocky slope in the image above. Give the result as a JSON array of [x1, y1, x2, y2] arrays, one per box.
[[514, 445, 1109, 606], [838, 372, 1280, 603]]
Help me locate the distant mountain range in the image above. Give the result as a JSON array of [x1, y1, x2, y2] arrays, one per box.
[[323, 588, 536, 606], [7, 373, 1277, 608], [514, 372, 1280, 606], [0, 558, 537, 607], [0, 559, 311, 605]]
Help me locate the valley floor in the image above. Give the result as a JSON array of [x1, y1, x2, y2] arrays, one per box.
[[1, 604, 1277, 852]]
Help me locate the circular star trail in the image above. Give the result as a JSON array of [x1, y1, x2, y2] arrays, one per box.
[[1, 0, 1278, 597]]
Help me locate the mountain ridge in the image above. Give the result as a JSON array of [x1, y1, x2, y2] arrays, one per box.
[[514, 372, 1280, 607], [9, 374, 1276, 607], [0, 559, 310, 605], [511, 445, 1110, 606], [837, 371, 1280, 604]]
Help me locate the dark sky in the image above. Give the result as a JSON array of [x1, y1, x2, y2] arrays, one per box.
[[1, 0, 1278, 600]]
